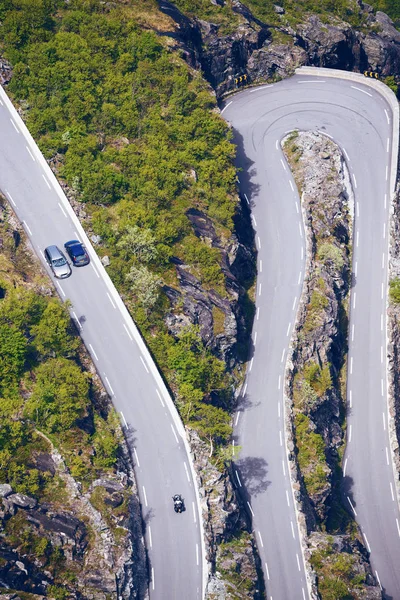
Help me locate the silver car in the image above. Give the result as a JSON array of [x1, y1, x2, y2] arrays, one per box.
[[44, 245, 72, 279]]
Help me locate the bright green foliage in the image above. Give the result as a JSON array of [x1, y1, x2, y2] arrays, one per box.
[[311, 537, 366, 599], [126, 264, 162, 310], [167, 326, 226, 395], [0, 323, 27, 396], [31, 299, 79, 358], [0, 0, 240, 457], [303, 362, 332, 396], [190, 402, 232, 445], [295, 413, 329, 496], [117, 225, 158, 263], [390, 277, 400, 303], [304, 289, 329, 333], [92, 412, 120, 469], [317, 242, 345, 272], [25, 358, 90, 432], [0, 287, 47, 331]]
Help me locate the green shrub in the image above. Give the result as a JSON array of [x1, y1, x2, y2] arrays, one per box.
[[317, 242, 345, 271], [25, 358, 90, 432], [390, 277, 400, 303]]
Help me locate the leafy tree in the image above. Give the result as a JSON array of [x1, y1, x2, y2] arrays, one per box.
[[0, 287, 46, 332], [25, 358, 90, 432], [190, 403, 232, 456], [126, 264, 161, 310], [117, 225, 158, 262], [31, 299, 79, 358], [0, 323, 27, 395]]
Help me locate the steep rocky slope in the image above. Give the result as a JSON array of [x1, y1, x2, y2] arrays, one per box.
[[158, 0, 400, 98]]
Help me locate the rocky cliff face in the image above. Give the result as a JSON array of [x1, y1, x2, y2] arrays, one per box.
[[158, 0, 400, 98]]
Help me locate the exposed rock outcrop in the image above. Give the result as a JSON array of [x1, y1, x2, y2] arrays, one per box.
[[189, 430, 263, 598], [158, 0, 400, 98], [283, 131, 380, 597]]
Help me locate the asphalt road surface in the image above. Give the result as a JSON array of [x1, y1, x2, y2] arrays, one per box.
[[0, 88, 203, 600], [222, 73, 400, 600]]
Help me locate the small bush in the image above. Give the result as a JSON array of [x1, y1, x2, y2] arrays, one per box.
[[317, 242, 345, 272], [390, 277, 400, 304]]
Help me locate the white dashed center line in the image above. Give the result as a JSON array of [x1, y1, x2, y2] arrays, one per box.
[[106, 292, 116, 308], [26, 146, 35, 161], [10, 118, 19, 132], [171, 424, 179, 444], [140, 355, 149, 373], [42, 174, 51, 189]]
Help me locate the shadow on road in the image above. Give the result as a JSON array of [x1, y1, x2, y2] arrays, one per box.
[[235, 456, 271, 497]]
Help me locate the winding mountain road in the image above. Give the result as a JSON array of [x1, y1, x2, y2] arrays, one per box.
[[0, 86, 204, 600], [222, 68, 399, 600]]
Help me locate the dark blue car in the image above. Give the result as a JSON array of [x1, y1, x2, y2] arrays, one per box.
[[64, 240, 90, 267]]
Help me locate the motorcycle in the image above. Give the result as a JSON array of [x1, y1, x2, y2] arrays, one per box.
[[173, 494, 185, 513]]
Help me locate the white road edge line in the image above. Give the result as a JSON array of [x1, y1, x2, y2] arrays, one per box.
[[72, 311, 81, 327], [5, 190, 16, 207], [23, 221, 32, 236], [265, 562, 270, 581], [247, 501, 255, 517], [235, 470, 242, 487], [347, 496, 357, 516], [221, 101, 232, 114], [56, 282, 66, 298], [148, 525, 152, 548], [89, 343, 99, 361], [104, 375, 114, 396], [134, 447, 140, 467], [351, 85, 373, 97], [143, 486, 148, 507], [375, 570, 382, 591]]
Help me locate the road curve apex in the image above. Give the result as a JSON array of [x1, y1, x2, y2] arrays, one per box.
[[295, 67, 399, 196], [0, 83, 208, 599]]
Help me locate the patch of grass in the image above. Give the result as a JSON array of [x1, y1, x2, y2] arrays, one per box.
[[390, 277, 400, 303], [295, 413, 329, 496], [304, 290, 329, 333], [310, 537, 366, 599], [212, 305, 226, 336]]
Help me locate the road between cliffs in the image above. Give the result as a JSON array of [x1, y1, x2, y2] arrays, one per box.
[[0, 86, 206, 600], [222, 68, 399, 600]]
